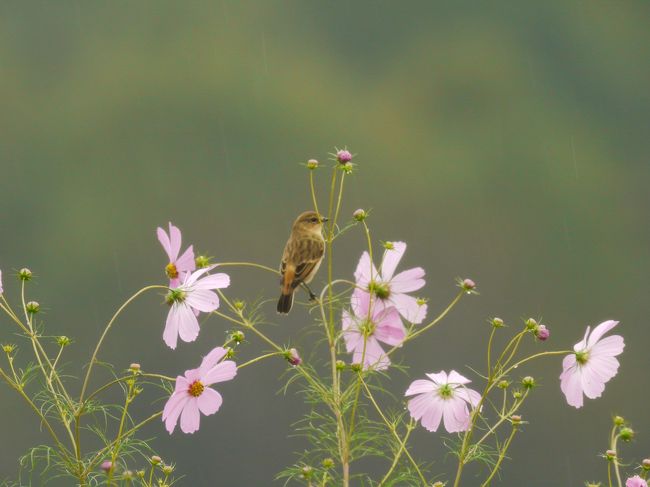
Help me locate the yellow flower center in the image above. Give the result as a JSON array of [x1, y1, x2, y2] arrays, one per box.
[[165, 263, 179, 279], [188, 380, 204, 397]]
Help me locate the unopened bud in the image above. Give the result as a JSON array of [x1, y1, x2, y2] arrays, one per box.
[[195, 255, 211, 268], [285, 348, 302, 367], [352, 209, 367, 222], [383, 241, 395, 250], [461, 278, 476, 292], [225, 347, 236, 359], [619, 427, 634, 442], [2, 344, 16, 354], [522, 376, 536, 389], [233, 300, 245, 311], [300, 466, 313, 479], [642, 458, 650, 470], [230, 330, 245, 343], [614, 416, 625, 426], [336, 149, 352, 164], [101, 461, 113, 473], [18, 268, 32, 281], [512, 390, 523, 399], [306, 159, 319, 170], [161, 465, 174, 475], [322, 458, 334, 469], [525, 318, 538, 330], [129, 363, 141, 373], [150, 455, 162, 465], [136, 470, 145, 478], [491, 317, 504, 328], [57, 336, 71, 347], [605, 450, 616, 461], [122, 470, 134, 480], [535, 324, 550, 341], [25, 301, 40, 314], [497, 380, 510, 389], [510, 415, 522, 425], [432, 482, 445, 487], [336, 360, 346, 371]]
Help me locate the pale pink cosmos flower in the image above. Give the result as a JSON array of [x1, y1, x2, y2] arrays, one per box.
[[163, 265, 230, 349], [405, 370, 481, 433], [353, 241, 427, 324], [163, 346, 236, 434], [627, 476, 648, 487], [342, 289, 406, 371], [157, 222, 196, 288], [560, 320, 624, 408]]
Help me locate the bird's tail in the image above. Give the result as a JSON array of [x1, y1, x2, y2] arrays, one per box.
[[277, 292, 294, 314]]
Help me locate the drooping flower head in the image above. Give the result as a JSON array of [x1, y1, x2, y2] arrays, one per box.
[[627, 476, 648, 487], [353, 241, 427, 324], [163, 346, 236, 434], [157, 222, 196, 288], [560, 320, 624, 408], [342, 289, 406, 371], [405, 370, 481, 433], [163, 265, 230, 349]]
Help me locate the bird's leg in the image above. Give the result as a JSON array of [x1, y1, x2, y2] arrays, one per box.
[[300, 283, 318, 301]]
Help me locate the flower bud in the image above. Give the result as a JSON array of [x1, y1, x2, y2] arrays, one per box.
[[162, 464, 174, 475], [230, 330, 245, 344], [129, 363, 141, 373], [525, 318, 538, 330], [350, 363, 363, 372], [57, 336, 71, 347], [195, 255, 211, 268], [136, 470, 145, 478], [122, 470, 134, 480], [605, 450, 616, 460], [306, 159, 319, 170], [150, 455, 162, 465], [25, 301, 40, 314], [535, 324, 550, 341], [521, 376, 536, 389], [512, 390, 523, 399], [18, 268, 33, 281], [642, 458, 650, 470], [233, 300, 245, 311], [335, 360, 346, 370], [510, 415, 522, 425], [225, 347, 236, 359], [497, 380, 510, 389], [416, 297, 428, 306], [352, 209, 367, 222], [322, 458, 334, 469], [101, 461, 113, 473], [614, 415, 625, 426], [336, 149, 352, 164], [432, 482, 445, 487], [461, 278, 476, 292], [619, 427, 634, 442], [300, 466, 313, 479], [491, 317, 504, 328], [285, 348, 302, 367], [382, 241, 395, 250], [2, 344, 16, 354]]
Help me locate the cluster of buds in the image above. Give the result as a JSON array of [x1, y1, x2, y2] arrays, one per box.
[[525, 318, 550, 342]]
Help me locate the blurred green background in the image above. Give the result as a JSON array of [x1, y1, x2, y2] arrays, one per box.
[[1, 1, 649, 485]]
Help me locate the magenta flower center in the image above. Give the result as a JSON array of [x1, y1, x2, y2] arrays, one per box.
[[188, 380, 205, 397], [368, 281, 390, 300], [165, 262, 179, 279], [575, 350, 590, 365]]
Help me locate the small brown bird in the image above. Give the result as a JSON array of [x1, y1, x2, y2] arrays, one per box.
[[277, 210, 327, 314]]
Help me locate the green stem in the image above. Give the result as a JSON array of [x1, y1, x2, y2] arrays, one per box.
[[480, 426, 518, 487], [378, 419, 416, 486], [215, 262, 279, 275], [610, 427, 623, 487], [239, 352, 284, 369]]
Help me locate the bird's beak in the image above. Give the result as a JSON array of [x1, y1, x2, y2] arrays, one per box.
[[321, 217, 329, 222]]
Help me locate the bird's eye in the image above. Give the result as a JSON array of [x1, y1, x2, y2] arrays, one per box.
[[310, 217, 319, 223]]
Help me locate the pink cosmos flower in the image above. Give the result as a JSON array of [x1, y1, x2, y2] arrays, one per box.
[[405, 370, 481, 433], [163, 346, 236, 434], [627, 476, 648, 487], [560, 320, 624, 408], [157, 222, 196, 288], [163, 265, 230, 349], [342, 290, 406, 371], [353, 241, 427, 324]]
